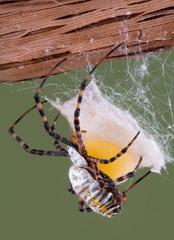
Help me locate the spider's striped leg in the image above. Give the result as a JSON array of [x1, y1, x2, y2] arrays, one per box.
[[51, 113, 78, 151], [90, 162, 105, 188], [113, 157, 143, 184], [9, 101, 69, 157], [9, 127, 69, 157], [88, 131, 140, 164], [74, 44, 121, 154], [51, 112, 60, 132], [79, 197, 92, 213], [50, 112, 70, 152], [122, 170, 151, 195], [103, 157, 143, 188], [33, 58, 76, 148], [67, 184, 76, 194]]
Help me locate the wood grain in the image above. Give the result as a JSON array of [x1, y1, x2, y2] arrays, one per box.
[[0, 0, 173, 83]]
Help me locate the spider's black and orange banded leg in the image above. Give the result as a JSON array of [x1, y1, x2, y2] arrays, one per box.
[[33, 58, 76, 149], [67, 183, 91, 212], [74, 44, 121, 155], [90, 162, 105, 187], [8, 101, 69, 157], [67, 184, 76, 194], [88, 131, 140, 164], [50, 111, 60, 150], [122, 170, 151, 195], [101, 157, 143, 189], [50, 112, 71, 152], [51, 112, 60, 132], [79, 197, 92, 213], [113, 156, 143, 184]]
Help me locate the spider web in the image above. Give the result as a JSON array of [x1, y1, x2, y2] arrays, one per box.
[[101, 50, 174, 163], [8, 44, 174, 169], [43, 48, 174, 164]]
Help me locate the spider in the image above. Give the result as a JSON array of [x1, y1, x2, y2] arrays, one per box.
[[9, 44, 151, 217]]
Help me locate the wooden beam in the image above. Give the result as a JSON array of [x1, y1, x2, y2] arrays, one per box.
[[0, 0, 174, 83]]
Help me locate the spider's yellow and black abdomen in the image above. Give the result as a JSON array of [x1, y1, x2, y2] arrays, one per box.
[[69, 166, 122, 218]]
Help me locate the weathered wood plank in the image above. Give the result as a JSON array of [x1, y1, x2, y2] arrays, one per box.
[[0, 0, 173, 82]]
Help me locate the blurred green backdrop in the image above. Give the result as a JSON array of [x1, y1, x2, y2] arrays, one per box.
[[1, 50, 174, 240]]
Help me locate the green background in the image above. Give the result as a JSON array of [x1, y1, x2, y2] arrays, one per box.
[[1, 52, 174, 240]]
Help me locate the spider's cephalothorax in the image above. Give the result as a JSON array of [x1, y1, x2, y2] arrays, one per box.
[[9, 44, 151, 217]]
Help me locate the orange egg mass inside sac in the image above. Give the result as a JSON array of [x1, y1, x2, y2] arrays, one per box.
[[83, 136, 137, 181]]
